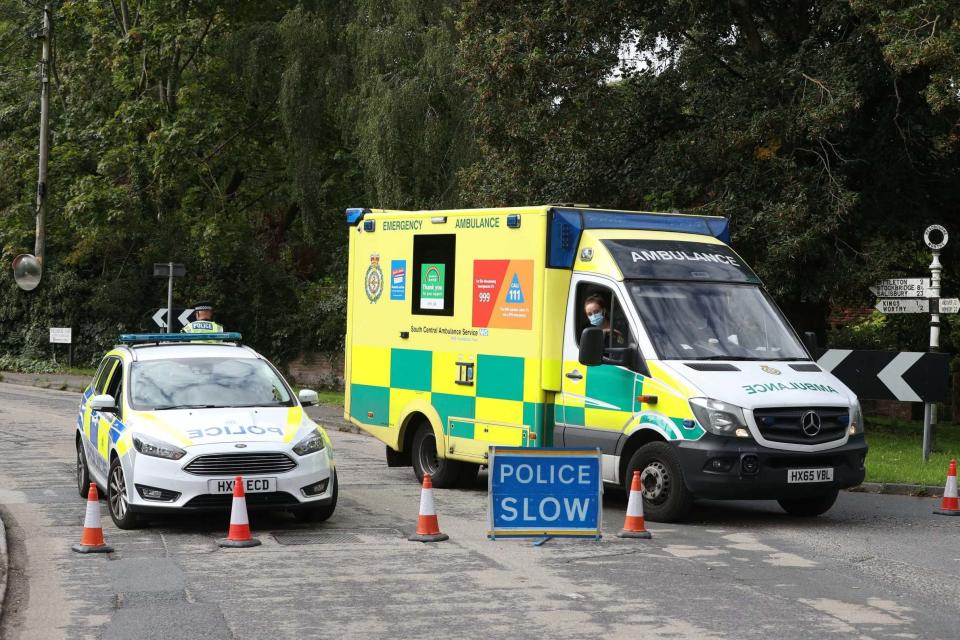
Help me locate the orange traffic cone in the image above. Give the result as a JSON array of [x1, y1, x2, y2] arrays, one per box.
[[218, 476, 262, 547], [617, 471, 652, 539], [72, 483, 114, 553], [408, 474, 449, 542], [934, 459, 960, 516]]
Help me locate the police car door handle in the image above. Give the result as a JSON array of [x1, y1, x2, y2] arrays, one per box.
[[565, 370, 583, 381]]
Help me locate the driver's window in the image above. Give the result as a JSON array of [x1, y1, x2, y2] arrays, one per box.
[[104, 362, 124, 417], [576, 284, 637, 353]]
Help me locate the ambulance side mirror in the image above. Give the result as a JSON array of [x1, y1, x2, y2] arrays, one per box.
[[578, 327, 604, 366], [90, 394, 117, 413], [802, 331, 818, 354]]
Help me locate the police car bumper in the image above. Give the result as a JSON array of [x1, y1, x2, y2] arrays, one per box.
[[675, 434, 867, 500], [123, 442, 335, 513]]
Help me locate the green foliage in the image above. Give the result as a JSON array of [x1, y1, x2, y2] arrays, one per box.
[[2, 0, 959, 367]]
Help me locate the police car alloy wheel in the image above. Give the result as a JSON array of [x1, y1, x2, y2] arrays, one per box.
[[625, 442, 692, 523], [108, 457, 141, 529], [76, 437, 91, 499]]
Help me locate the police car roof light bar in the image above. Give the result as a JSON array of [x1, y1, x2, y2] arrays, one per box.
[[118, 332, 243, 345]]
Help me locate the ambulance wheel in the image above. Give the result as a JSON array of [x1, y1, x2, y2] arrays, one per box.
[[294, 472, 338, 523], [777, 490, 838, 517], [412, 423, 468, 488], [76, 436, 91, 499], [625, 442, 692, 523], [108, 457, 142, 529]]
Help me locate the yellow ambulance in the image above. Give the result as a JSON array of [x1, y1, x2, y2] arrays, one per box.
[[344, 205, 867, 521]]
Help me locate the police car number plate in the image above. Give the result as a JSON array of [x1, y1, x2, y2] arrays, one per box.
[[787, 468, 833, 483], [208, 477, 276, 494]]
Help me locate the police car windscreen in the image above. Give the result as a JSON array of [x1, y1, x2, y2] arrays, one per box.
[[130, 358, 294, 410], [603, 239, 760, 283]]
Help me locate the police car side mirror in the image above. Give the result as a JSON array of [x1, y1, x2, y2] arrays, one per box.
[[90, 394, 118, 413], [298, 389, 319, 407], [579, 327, 604, 367]]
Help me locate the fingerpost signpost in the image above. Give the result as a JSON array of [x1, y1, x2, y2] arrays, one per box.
[[872, 225, 953, 462]]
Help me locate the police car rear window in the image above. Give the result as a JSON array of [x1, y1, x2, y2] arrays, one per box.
[[602, 239, 760, 283]]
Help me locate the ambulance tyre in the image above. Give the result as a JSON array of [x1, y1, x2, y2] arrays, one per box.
[[76, 436, 91, 499], [777, 490, 838, 517], [625, 443, 692, 523], [108, 456, 142, 530], [411, 423, 468, 488]]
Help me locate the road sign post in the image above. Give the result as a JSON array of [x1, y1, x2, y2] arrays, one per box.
[[153, 263, 186, 334], [49, 327, 73, 367], [922, 225, 948, 463]]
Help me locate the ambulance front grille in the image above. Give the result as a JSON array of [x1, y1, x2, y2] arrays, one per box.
[[752, 407, 849, 445], [183, 453, 297, 476]]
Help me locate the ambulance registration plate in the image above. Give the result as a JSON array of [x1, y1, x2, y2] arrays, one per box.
[[208, 477, 276, 494], [787, 468, 834, 483]]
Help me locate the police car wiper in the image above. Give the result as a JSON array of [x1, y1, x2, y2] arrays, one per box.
[[152, 403, 220, 410]]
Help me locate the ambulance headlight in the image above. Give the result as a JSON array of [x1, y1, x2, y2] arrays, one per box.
[[848, 399, 863, 436], [689, 398, 749, 437], [132, 433, 186, 460], [293, 428, 327, 456]]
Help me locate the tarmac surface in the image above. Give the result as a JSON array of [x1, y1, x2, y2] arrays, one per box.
[[0, 382, 958, 639]]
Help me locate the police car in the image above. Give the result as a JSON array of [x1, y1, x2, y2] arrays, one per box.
[[75, 333, 337, 528]]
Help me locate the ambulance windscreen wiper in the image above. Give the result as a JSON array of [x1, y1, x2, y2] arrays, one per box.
[[694, 356, 763, 361]]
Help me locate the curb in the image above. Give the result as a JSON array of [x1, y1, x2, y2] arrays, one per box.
[[848, 482, 943, 497], [0, 513, 7, 624]]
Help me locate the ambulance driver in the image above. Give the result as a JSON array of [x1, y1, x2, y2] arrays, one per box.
[[583, 294, 626, 348]]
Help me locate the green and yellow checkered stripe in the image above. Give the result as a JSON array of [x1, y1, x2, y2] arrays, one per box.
[[557, 361, 706, 441], [349, 346, 553, 447]]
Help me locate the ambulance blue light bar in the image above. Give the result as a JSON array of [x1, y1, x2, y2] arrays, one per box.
[[118, 333, 242, 344], [346, 207, 371, 226], [547, 207, 731, 269]]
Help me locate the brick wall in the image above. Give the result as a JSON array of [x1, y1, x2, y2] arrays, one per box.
[[286, 352, 344, 390]]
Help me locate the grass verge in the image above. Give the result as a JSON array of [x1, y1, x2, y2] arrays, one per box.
[[864, 415, 960, 486]]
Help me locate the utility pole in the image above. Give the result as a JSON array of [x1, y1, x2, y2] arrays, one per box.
[[34, 4, 51, 268]]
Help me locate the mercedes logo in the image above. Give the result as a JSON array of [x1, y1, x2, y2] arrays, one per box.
[[800, 411, 822, 437]]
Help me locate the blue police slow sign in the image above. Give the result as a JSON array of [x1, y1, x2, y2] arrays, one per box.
[[488, 447, 603, 539]]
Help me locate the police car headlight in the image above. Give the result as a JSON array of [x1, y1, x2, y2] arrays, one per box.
[[848, 399, 863, 436], [293, 428, 326, 456], [689, 398, 749, 437], [132, 433, 186, 460]]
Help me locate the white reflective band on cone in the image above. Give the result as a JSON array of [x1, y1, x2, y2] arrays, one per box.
[[419, 488, 436, 516], [626, 488, 644, 518], [85, 496, 102, 528], [231, 496, 250, 525], [946, 475, 958, 498]]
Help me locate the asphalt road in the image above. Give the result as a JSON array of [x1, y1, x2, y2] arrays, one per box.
[[0, 382, 958, 640]]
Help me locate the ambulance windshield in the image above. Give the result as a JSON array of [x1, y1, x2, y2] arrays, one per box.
[[130, 357, 294, 410], [628, 282, 809, 361]]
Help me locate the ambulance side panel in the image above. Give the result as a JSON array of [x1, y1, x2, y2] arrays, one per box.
[[346, 208, 558, 462]]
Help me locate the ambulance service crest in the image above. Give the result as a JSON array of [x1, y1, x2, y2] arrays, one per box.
[[760, 365, 781, 375], [365, 254, 383, 303]]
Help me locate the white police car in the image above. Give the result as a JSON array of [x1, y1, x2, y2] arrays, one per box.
[[75, 333, 337, 528]]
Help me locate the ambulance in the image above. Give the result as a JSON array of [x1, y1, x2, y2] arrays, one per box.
[[344, 205, 867, 521]]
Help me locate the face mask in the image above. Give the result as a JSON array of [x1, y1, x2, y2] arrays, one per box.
[[588, 312, 604, 326]]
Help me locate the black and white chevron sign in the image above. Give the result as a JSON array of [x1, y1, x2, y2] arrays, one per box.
[[815, 349, 951, 402]]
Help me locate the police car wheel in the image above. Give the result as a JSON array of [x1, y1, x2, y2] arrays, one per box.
[[411, 423, 467, 489], [294, 472, 338, 523], [108, 457, 142, 529], [625, 442, 692, 523], [777, 490, 839, 517], [76, 437, 91, 499]]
